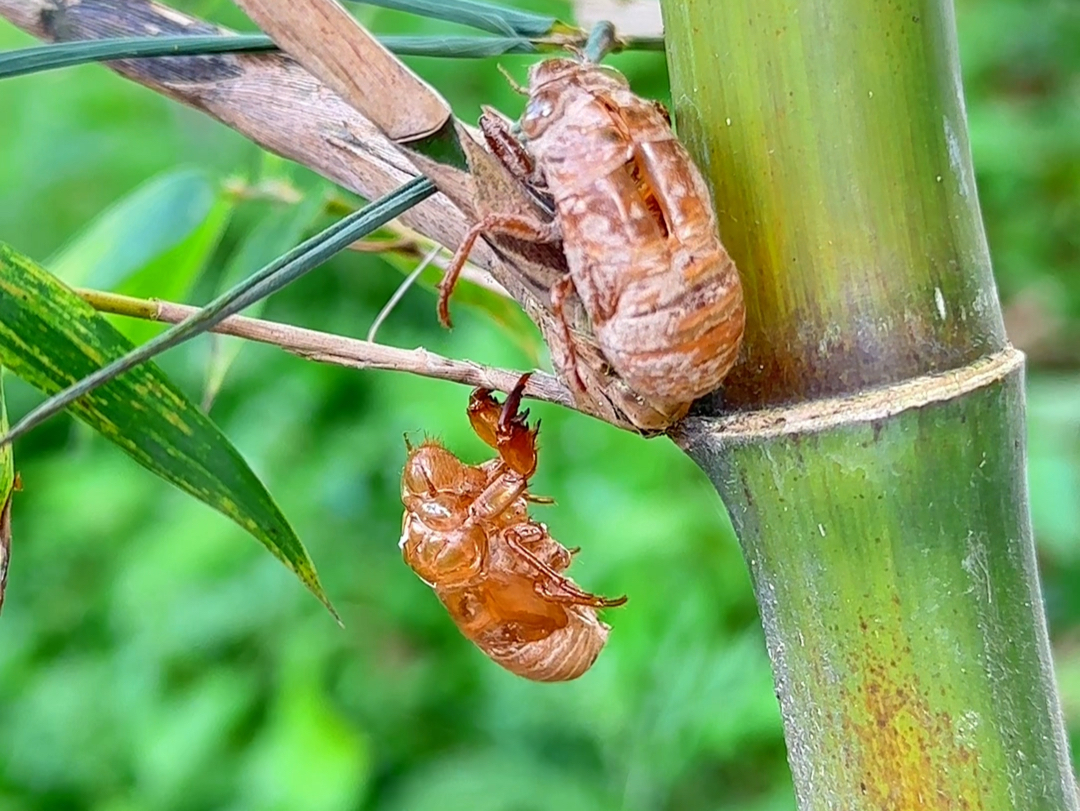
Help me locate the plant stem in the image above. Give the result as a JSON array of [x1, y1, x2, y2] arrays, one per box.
[[660, 0, 1078, 806], [76, 289, 572, 409], [678, 351, 1078, 808]]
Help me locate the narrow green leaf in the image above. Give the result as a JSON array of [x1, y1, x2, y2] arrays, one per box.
[[0, 177, 437, 448], [353, 0, 564, 37], [385, 35, 535, 57], [0, 245, 336, 618], [47, 169, 234, 344], [0, 371, 12, 616], [0, 35, 276, 79], [48, 169, 218, 289], [118, 196, 233, 344], [0, 373, 11, 511], [377, 248, 543, 364], [0, 34, 538, 81], [203, 193, 327, 407]]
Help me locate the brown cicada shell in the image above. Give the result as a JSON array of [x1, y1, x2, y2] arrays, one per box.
[[400, 374, 626, 681], [439, 58, 745, 425]]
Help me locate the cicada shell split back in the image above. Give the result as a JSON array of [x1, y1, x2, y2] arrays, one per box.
[[399, 375, 626, 681], [439, 58, 746, 426]]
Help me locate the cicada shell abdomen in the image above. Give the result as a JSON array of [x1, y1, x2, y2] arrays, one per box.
[[434, 565, 611, 683], [476, 605, 610, 682]]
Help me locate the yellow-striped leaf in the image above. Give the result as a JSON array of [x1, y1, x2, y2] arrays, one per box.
[[0, 371, 12, 615], [0, 243, 336, 619]]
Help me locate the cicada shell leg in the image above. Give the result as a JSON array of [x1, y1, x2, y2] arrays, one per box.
[[504, 523, 572, 573], [503, 528, 627, 609], [437, 215, 561, 329], [549, 275, 589, 399], [468, 374, 539, 479], [537, 578, 628, 609], [495, 64, 529, 96], [480, 106, 535, 183]]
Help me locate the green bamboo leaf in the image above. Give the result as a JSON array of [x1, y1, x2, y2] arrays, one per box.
[[48, 169, 234, 344], [377, 247, 543, 365], [48, 168, 218, 289], [0, 35, 276, 79], [0, 373, 11, 508], [0, 371, 12, 616], [0, 244, 337, 619], [202, 193, 327, 408], [353, 0, 566, 37], [0, 34, 538, 81], [117, 196, 233, 344], [386, 35, 535, 57]]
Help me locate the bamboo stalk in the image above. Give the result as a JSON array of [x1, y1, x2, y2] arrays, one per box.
[[660, 0, 1078, 806]]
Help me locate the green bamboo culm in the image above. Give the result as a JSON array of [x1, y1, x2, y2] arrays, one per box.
[[658, 0, 1079, 808]]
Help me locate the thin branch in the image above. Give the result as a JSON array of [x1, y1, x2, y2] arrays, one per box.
[[78, 289, 575, 409]]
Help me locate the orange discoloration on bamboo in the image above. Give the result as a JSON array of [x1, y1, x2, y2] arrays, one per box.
[[830, 612, 995, 808]]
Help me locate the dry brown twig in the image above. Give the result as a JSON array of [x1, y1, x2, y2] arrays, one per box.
[[78, 289, 575, 409]]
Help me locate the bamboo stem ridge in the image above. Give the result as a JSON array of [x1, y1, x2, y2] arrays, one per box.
[[677, 351, 1079, 808], [684, 348, 1022, 440]]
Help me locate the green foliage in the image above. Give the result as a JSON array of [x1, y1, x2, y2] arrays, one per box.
[[0, 372, 11, 615], [0, 1, 1076, 809], [0, 177, 435, 448], [201, 186, 327, 406], [47, 167, 233, 343], [0, 244, 333, 615]]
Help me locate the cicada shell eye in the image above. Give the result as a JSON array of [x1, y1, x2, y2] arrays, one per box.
[[520, 90, 564, 140]]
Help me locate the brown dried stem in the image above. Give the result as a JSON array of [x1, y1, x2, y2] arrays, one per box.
[[77, 289, 574, 409]]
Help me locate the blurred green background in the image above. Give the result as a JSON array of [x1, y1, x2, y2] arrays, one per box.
[[0, 0, 1077, 809]]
